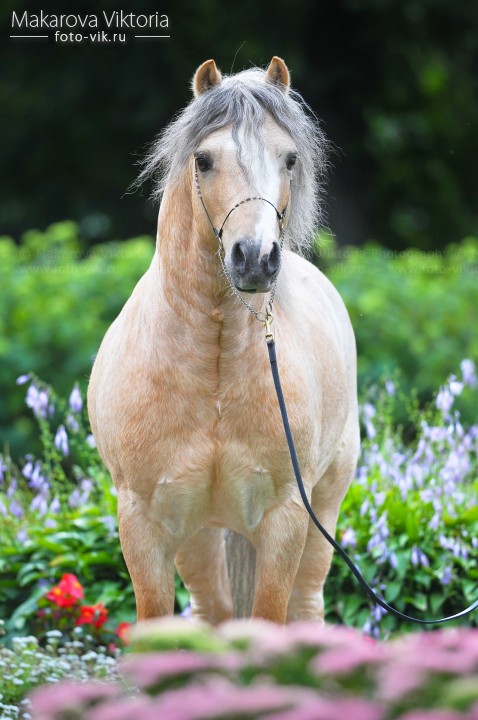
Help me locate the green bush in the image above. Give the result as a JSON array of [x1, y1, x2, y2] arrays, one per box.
[[0, 221, 154, 457], [322, 234, 478, 424]]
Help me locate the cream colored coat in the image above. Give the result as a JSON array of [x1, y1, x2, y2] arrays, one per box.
[[88, 58, 359, 624]]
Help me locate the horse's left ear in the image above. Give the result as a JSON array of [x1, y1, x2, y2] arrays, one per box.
[[193, 59, 222, 97], [265, 56, 290, 92]]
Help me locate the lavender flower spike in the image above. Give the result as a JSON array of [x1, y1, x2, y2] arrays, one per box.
[[69, 384, 83, 413], [26, 384, 49, 418], [54, 424, 69, 457], [460, 358, 476, 386]]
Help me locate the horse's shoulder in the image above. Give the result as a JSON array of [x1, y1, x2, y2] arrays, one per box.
[[286, 251, 355, 344], [287, 251, 343, 303]]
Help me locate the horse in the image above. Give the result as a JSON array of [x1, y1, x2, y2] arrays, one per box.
[[87, 56, 360, 625]]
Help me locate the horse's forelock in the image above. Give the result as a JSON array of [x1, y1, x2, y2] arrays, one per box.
[[136, 67, 328, 255]]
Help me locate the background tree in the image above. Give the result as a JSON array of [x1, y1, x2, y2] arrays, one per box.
[[1, 0, 477, 249]]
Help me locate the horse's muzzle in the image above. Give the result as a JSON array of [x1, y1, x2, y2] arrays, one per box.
[[229, 237, 281, 294]]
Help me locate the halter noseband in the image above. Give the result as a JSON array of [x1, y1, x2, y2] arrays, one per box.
[[194, 160, 290, 323]]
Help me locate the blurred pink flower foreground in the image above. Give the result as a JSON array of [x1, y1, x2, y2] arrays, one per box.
[[29, 619, 478, 720]]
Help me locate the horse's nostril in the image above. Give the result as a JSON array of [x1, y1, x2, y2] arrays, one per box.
[[231, 241, 247, 276], [262, 241, 281, 277]]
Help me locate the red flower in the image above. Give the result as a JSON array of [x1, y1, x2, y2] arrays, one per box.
[[76, 603, 108, 629], [45, 573, 84, 608], [116, 622, 131, 644], [58, 574, 84, 600]]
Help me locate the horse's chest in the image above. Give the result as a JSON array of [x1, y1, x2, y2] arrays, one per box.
[[146, 367, 313, 537]]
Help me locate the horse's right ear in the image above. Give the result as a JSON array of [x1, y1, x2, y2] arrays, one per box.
[[193, 60, 222, 97]]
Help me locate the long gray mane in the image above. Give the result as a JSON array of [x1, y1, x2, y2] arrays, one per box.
[[138, 66, 328, 255]]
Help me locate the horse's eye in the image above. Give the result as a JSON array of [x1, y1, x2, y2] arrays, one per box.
[[195, 153, 213, 173], [286, 153, 298, 171]]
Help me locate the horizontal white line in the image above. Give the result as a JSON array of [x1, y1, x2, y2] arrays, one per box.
[[134, 35, 170, 37], [10, 35, 49, 38]]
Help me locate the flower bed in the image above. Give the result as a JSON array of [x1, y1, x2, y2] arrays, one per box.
[[27, 618, 478, 719]]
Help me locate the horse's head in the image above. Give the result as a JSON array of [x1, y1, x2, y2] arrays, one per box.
[[191, 58, 298, 294], [140, 57, 326, 293]]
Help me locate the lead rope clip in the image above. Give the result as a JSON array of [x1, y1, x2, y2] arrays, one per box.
[[263, 302, 274, 342]]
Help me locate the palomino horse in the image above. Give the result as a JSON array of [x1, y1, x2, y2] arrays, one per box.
[[88, 57, 360, 625]]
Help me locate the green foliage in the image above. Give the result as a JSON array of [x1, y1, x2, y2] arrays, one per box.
[[0, 221, 154, 456], [321, 234, 478, 423]]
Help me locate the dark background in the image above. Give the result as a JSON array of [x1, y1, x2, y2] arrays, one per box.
[[1, 0, 477, 251]]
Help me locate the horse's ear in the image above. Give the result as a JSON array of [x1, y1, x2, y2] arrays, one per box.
[[193, 59, 222, 97], [265, 56, 290, 92]]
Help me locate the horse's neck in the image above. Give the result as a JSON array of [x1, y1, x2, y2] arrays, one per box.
[[154, 176, 270, 335], [156, 177, 219, 311]]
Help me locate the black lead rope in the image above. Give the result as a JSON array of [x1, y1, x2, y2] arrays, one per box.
[[266, 337, 478, 625]]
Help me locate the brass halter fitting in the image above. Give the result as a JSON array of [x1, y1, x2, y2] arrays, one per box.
[[263, 302, 274, 341]]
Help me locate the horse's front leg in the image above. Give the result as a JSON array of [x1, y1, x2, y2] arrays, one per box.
[[251, 497, 309, 624], [117, 486, 177, 620]]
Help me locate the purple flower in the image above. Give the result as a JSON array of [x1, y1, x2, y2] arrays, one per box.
[[362, 403, 377, 439], [460, 358, 476, 387], [22, 461, 33, 479], [69, 478, 94, 508], [410, 546, 429, 568], [385, 380, 395, 396], [9, 500, 24, 519], [25, 384, 49, 418], [436, 387, 454, 415], [16, 529, 28, 542], [86, 434, 96, 448], [428, 513, 441, 531], [68, 489, 81, 508], [25, 461, 48, 491], [7, 477, 17, 498], [66, 413, 79, 432], [50, 497, 61, 514], [371, 603, 387, 623], [16, 373, 31, 385], [440, 565, 453, 586], [341, 527, 357, 548], [360, 498, 370, 517], [30, 481, 50, 516], [388, 551, 398, 571], [69, 385, 83, 413], [448, 375, 464, 397], [54, 424, 69, 457]]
